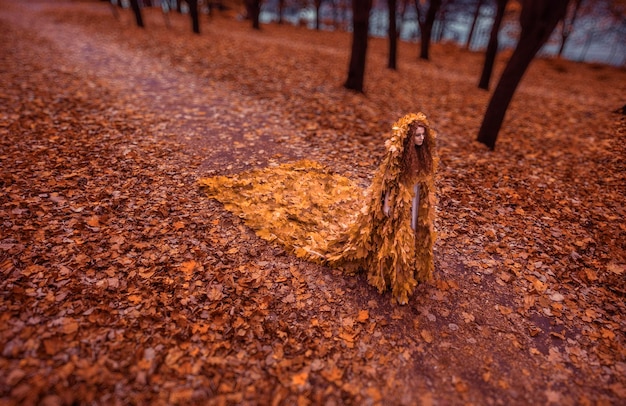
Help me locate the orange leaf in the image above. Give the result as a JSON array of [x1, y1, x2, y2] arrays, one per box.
[[181, 260, 197, 274], [292, 370, 309, 387], [356, 310, 369, 323], [87, 216, 100, 227]]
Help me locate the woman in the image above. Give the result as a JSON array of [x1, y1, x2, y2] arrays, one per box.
[[325, 112, 437, 304], [199, 113, 437, 304]]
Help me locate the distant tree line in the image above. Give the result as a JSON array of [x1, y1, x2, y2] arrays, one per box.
[[108, 0, 625, 149]]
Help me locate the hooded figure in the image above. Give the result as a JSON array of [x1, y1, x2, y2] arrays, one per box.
[[199, 113, 437, 304], [323, 112, 437, 304]]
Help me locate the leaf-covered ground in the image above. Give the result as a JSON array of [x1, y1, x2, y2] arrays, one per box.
[[1, 1, 625, 404]]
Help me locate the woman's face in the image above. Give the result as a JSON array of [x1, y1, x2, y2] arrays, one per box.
[[413, 125, 425, 146]]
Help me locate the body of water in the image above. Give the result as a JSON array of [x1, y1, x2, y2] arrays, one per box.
[[260, 2, 625, 67]]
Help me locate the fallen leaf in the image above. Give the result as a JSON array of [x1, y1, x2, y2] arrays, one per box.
[[181, 260, 197, 274], [86, 216, 100, 227], [549, 292, 565, 302], [356, 309, 369, 323], [607, 263, 624, 275], [292, 370, 309, 387]]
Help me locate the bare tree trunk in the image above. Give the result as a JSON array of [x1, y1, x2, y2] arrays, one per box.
[[278, 0, 285, 24], [399, 0, 408, 20], [344, 0, 373, 92], [415, 0, 442, 60], [434, 3, 448, 42], [465, 0, 484, 50], [187, 0, 200, 33], [477, 0, 570, 150], [558, 0, 582, 58], [388, 0, 398, 69], [129, 0, 144, 28], [418, 20, 432, 59], [246, 0, 261, 30], [478, 0, 508, 90], [315, 0, 322, 30]]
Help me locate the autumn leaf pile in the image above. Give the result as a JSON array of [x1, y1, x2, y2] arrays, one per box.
[[1, 1, 625, 405], [199, 159, 363, 259]]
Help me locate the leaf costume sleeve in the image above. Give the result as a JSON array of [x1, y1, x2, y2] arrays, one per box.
[[198, 113, 437, 304]]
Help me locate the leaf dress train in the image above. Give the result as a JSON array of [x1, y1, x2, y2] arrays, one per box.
[[199, 113, 437, 304]]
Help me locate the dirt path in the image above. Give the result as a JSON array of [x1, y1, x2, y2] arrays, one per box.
[[1, 1, 624, 405], [5, 1, 314, 174]]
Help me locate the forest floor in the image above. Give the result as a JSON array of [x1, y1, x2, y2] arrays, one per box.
[[1, 0, 625, 405]]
